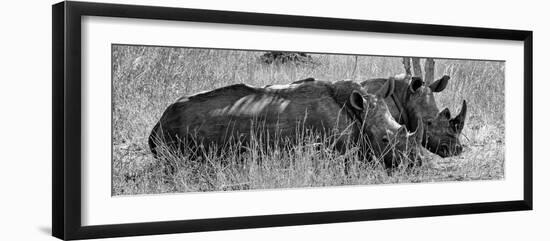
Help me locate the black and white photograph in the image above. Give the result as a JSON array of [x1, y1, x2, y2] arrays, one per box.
[[112, 45, 503, 195], [2, 0, 547, 240]]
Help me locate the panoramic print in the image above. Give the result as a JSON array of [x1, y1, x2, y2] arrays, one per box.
[[112, 45, 504, 195]]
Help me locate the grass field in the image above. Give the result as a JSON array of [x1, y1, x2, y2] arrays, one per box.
[[112, 45, 505, 195]]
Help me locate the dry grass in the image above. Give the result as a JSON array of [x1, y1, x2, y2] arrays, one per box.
[[112, 45, 504, 196]]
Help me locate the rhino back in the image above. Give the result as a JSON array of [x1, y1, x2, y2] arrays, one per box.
[[155, 81, 356, 148]]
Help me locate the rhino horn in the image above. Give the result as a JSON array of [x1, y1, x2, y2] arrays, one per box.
[[451, 100, 467, 133], [406, 117, 424, 143]]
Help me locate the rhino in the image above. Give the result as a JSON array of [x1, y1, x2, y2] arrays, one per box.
[[362, 74, 467, 157], [149, 78, 423, 169]]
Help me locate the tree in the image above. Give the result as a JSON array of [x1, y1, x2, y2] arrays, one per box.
[[412, 57, 422, 78], [402, 57, 412, 75], [402, 57, 436, 85], [424, 58, 435, 84]]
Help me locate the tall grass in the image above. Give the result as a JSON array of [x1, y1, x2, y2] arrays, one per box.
[[112, 45, 504, 195]]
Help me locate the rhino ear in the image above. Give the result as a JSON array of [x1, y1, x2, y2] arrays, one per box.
[[349, 91, 364, 110], [439, 108, 451, 119], [409, 76, 424, 93], [429, 75, 450, 93], [375, 78, 395, 98]]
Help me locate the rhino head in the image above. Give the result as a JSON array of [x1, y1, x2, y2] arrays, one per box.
[[347, 78, 423, 168], [402, 75, 467, 157], [423, 101, 467, 157]]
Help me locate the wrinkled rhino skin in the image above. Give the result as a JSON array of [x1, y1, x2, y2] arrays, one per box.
[[149, 78, 422, 168]]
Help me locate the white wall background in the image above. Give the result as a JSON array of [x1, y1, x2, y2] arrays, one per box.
[[0, 0, 546, 240]]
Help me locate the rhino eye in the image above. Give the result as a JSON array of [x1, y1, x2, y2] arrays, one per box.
[[427, 121, 432, 126]]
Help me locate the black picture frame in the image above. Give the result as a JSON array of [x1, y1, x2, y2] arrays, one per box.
[[52, 1, 533, 240]]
